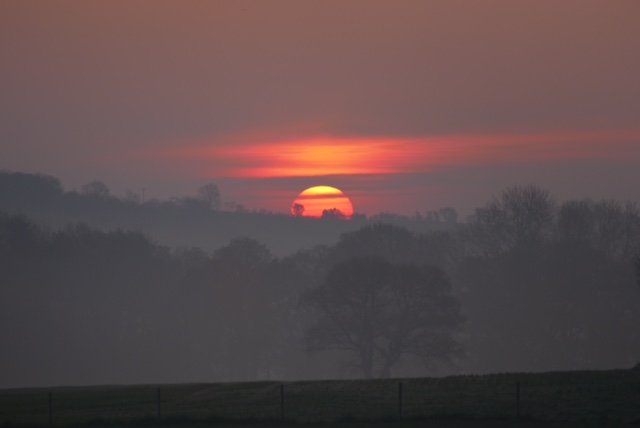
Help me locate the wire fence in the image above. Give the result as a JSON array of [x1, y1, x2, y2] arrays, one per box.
[[1, 370, 639, 425]]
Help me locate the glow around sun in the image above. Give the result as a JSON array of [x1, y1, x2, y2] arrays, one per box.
[[290, 186, 354, 219]]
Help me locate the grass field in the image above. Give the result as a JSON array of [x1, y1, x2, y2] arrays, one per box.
[[67, 420, 629, 428], [1, 367, 639, 426]]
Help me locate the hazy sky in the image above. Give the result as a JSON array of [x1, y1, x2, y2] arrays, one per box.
[[1, 1, 639, 215]]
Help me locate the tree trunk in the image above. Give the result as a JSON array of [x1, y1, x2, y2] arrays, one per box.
[[379, 356, 396, 378]]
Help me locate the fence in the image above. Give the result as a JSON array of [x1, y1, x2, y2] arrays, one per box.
[[1, 369, 639, 425]]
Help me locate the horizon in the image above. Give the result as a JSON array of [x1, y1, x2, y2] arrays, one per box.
[[2, 1, 640, 216], [5, 167, 640, 220]]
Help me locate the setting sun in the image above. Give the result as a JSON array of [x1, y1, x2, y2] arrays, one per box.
[[290, 185, 354, 219]]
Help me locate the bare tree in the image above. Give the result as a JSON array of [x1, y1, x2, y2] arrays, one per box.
[[303, 257, 463, 378], [81, 180, 111, 198], [321, 208, 347, 220], [558, 199, 640, 261], [291, 203, 305, 217], [198, 183, 221, 211], [557, 199, 594, 243], [468, 184, 555, 255]]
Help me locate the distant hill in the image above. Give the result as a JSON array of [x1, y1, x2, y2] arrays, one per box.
[[0, 171, 457, 255]]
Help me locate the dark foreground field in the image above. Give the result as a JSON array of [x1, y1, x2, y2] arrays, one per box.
[[71, 421, 630, 428], [1, 368, 639, 426]]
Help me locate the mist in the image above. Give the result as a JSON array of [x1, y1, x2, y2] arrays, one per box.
[[1, 171, 638, 389]]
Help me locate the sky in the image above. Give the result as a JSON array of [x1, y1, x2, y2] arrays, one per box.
[[1, 0, 639, 216]]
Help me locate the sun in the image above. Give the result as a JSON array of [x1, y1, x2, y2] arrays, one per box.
[[290, 186, 354, 219]]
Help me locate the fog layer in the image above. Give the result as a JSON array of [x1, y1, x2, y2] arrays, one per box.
[[1, 173, 639, 388]]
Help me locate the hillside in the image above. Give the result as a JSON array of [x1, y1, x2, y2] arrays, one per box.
[[0, 171, 454, 256]]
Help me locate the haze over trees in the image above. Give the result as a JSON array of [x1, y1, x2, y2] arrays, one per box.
[[1, 174, 640, 388], [0, 171, 455, 256], [458, 185, 640, 372]]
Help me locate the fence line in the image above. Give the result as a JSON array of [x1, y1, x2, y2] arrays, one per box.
[[48, 391, 52, 426], [397, 381, 403, 419], [156, 387, 161, 419], [280, 384, 284, 421], [1, 373, 638, 425], [516, 380, 520, 419]]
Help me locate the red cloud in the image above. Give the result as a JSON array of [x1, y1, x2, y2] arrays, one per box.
[[146, 129, 640, 179]]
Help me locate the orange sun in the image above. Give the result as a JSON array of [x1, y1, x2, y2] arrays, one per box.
[[290, 186, 354, 219]]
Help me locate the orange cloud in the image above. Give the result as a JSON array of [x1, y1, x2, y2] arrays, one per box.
[[150, 129, 640, 179]]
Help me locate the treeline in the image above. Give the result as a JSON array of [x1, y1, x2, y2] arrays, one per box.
[[1, 185, 640, 388], [0, 171, 456, 256], [458, 186, 640, 373]]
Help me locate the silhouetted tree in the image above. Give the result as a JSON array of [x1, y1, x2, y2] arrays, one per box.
[[0, 172, 63, 209], [321, 208, 347, 220], [208, 237, 281, 380], [467, 184, 555, 256], [457, 191, 640, 373], [557, 199, 594, 243], [0, 212, 187, 387], [303, 257, 463, 378], [557, 199, 640, 261], [327, 223, 451, 269], [198, 183, 221, 210], [291, 203, 305, 217], [81, 180, 111, 198], [438, 207, 458, 224], [590, 200, 640, 261], [123, 190, 142, 204]]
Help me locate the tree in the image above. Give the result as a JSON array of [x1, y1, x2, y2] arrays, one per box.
[[198, 183, 221, 210], [557, 199, 640, 261], [208, 238, 278, 380], [557, 199, 594, 243], [321, 208, 347, 220], [438, 207, 458, 224], [291, 203, 305, 217], [327, 223, 450, 268], [81, 180, 111, 198], [0, 172, 63, 210], [303, 257, 463, 378], [467, 184, 555, 256]]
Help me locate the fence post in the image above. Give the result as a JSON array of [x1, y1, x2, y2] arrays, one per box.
[[516, 381, 521, 419], [280, 384, 285, 421], [48, 391, 53, 426], [157, 387, 161, 419], [398, 381, 403, 419]]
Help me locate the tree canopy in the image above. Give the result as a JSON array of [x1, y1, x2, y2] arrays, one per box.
[[303, 257, 463, 378]]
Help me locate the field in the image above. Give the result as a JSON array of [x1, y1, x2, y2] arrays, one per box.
[[52, 421, 629, 428], [1, 368, 639, 426]]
